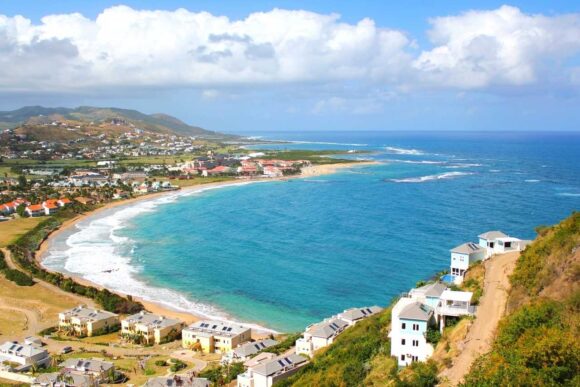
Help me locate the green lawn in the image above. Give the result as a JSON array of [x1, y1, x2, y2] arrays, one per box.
[[0, 217, 46, 247]]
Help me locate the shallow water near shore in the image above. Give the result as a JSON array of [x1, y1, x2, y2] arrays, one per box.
[[43, 131, 580, 332]]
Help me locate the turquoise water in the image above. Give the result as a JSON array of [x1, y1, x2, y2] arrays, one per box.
[[45, 132, 580, 332]]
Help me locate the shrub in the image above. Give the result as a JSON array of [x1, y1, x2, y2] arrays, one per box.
[[425, 327, 441, 345], [154, 360, 167, 367], [169, 359, 186, 373], [4, 268, 34, 286]]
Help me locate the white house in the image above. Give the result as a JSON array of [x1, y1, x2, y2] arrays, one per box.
[[221, 339, 278, 364], [337, 306, 383, 326], [237, 353, 308, 387], [408, 282, 447, 309], [437, 290, 475, 320], [449, 242, 486, 282], [479, 231, 530, 258], [295, 318, 349, 357], [0, 341, 51, 371], [389, 299, 435, 367]]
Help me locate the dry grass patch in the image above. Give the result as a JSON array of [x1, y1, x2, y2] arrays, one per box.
[[0, 217, 45, 247], [431, 318, 472, 371]]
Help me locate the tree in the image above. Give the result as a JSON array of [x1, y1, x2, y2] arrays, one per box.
[[18, 174, 27, 190]]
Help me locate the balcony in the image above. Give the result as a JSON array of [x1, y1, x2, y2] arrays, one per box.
[[437, 304, 476, 317]]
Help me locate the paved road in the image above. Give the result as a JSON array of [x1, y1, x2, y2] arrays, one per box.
[[439, 251, 519, 386]]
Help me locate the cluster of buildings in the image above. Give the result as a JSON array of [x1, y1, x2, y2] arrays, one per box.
[[0, 197, 71, 218], [390, 229, 530, 367], [174, 157, 309, 178], [449, 230, 531, 284]]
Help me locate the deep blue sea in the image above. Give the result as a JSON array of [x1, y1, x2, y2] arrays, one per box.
[[44, 131, 580, 332]]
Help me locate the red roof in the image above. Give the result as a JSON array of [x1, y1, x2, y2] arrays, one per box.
[[45, 203, 58, 209], [27, 204, 44, 211], [59, 198, 72, 204]]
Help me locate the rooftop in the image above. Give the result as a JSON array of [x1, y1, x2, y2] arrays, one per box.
[[451, 242, 485, 255], [398, 302, 434, 321], [306, 318, 349, 339], [232, 339, 278, 358], [123, 311, 181, 329], [251, 353, 308, 377], [338, 306, 383, 321], [0, 341, 47, 358], [185, 320, 250, 337], [60, 358, 114, 373], [440, 290, 473, 303], [60, 306, 118, 322], [478, 230, 508, 240], [144, 375, 209, 387], [410, 282, 447, 298]]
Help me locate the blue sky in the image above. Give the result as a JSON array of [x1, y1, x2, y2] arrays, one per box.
[[1, 1, 579, 132]]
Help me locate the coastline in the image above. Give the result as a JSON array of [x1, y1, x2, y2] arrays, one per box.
[[35, 161, 379, 331]]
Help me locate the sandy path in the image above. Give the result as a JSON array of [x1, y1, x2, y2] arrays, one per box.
[[439, 251, 520, 385]]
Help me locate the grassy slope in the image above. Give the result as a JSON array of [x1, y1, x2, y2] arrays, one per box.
[[0, 217, 45, 247], [462, 212, 580, 386]]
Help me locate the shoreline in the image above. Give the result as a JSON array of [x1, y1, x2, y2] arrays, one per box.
[[35, 161, 379, 331]]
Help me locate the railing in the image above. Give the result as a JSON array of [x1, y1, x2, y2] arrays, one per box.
[[437, 304, 475, 316]]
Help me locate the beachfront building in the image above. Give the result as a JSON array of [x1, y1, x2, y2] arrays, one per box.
[[121, 312, 183, 345], [182, 320, 252, 354], [337, 306, 383, 326], [25, 204, 46, 217], [295, 318, 349, 357], [222, 338, 278, 364], [58, 305, 120, 337], [59, 358, 115, 383], [449, 242, 486, 283], [389, 298, 435, 367], [237, 353, 309, 387], [144, 375, 210, 387], [0, 341, 51, 371]]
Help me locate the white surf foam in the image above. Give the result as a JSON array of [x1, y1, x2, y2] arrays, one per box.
[[384, 158, 445, 165], [445, 163, 483, 169], [42, 181, 279, 333], [388, 171, 473, 183], [385, 146, 425, 155], [287, 140, 368, 147], [557, 192, 580, 197], [525, 179, 541, 183]]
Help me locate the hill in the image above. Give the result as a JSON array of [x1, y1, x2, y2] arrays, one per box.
[[275, 212, 579, 386], [0, 105, 223, 137]]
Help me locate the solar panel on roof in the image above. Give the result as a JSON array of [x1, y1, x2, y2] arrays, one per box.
[[366, 308, 373, 314], [277, 360, 285, 367], [284, 358, 292, 365]]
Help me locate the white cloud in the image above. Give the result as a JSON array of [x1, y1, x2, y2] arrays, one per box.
[[0, 5, 578, 97], [413, 5, 580, 89]]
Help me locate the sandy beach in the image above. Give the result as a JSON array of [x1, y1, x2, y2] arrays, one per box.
[[34, 161, 379, 328]]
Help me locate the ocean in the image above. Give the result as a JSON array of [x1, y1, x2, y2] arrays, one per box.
[[42, 131, 580, 332]]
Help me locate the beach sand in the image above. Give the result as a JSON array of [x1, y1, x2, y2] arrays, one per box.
[[33, 161, 379, 328]]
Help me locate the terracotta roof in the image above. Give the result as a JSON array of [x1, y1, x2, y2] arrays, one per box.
[[27, 204, 44, 211]]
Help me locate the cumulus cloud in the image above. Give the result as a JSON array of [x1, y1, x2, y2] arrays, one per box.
[[0, 4, 579, 98], [414, 5, 580, 89]]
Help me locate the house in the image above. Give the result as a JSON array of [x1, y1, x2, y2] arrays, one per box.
[[207, 166, 231, 175], [57, 198, 72, 207], [34, 371, 94, 387], [237, 353, 309, 387], [0, 341, 51, 371], [74, 196, 95, 205], [59, 358, 115, 382], [144, 375, 210, 387], [182, 320, 252, 353], [408, 282, 447, 309], [389, 299, 435, 366], [25, 204, 46, 217], [42, 200, 60, 215], [337, 306, 383, 326], [243, 352, 277, 369], [478, 231, 530, 257], [58, 305, 120, 337], [437, 290, 475, 322], [222, 338, 278, 364], [262, 166, 282, 178], [295, 318, 349, 357], [449, 242, 486, 282], [121, 312, 183, 345]]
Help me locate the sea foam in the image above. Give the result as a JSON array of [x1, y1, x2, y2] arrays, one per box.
[[384, 146, 425, 155], [388, 171, 474, 183]]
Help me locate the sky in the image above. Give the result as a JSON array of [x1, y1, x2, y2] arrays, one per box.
[[1, 1, 579, 133]]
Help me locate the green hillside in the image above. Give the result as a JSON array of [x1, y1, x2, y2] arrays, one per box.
[[0, 105, 223, 137]]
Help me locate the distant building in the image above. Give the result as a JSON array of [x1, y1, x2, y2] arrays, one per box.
[[449, 242, 486, 281], [59, 358, 115, 383], [237, 353, 309, 387], [121, 312, 183, 345], [58, 305, 119, 337], [182, 320, 251, 353], [0, 341, 51, 371], [337, 306, 383, 326], [222, 339, 278, 364]]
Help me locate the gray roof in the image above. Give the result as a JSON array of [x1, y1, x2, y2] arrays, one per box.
[[306, 318, 349, 339], [35, 372, 94, 387], [144, 375, 209, 387], [451, 242, 485, 255], [398, 302, 433, 321], [251, 353, 308, 376], [60, 305, 118, 322], [478, 230, 507, 240], [338, 306, 383, 321], [185, 320, 250, 338], [60, 358, 114, 373], [233, 339, 278, 358], [123, 312, 181, 329], [0, 341, 47, 358], [412, 282, 447, 298]]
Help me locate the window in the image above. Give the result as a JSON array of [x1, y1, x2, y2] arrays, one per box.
[[400, 355, 405, 361], [412, 356, 418, 362], [401, 323, 406, 329], [412, 324, 419, 331], [505, 241, 512, 248], [489, 242, 494, 248], [401, 339, 406, 345], [412, 340, 419, 347]]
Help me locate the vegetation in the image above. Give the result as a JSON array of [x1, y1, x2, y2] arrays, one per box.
[[260, 332, 302, 355], [169, 358, 187, 373], [7, 213, 143, 314], [255, 149, 370, 165], [0, 249, 34, 286], [199, 362, 245, 386], [462, 212, 580, 386]]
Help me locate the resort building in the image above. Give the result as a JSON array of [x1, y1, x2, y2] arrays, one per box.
[[182, 320, 252, 353], [237, 353, 309, 387], [121, 312, 184, 345], [58, 305, 120, 337], [389, 299, 435, 367], [337, 306, 383, 325], [144, 375, 210, 387], [0, 341, 51, 371], [25, 204, 46, 217], [59, 358, 115, 383], [222, 338, 278, 364], [449, 242, 486, 282], [295, 318, 349, 357]]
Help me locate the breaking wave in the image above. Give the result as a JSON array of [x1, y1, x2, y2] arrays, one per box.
[[387, 171, 474, 183]]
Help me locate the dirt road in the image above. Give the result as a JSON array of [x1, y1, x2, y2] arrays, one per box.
[[439, 251, 519, 385]]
